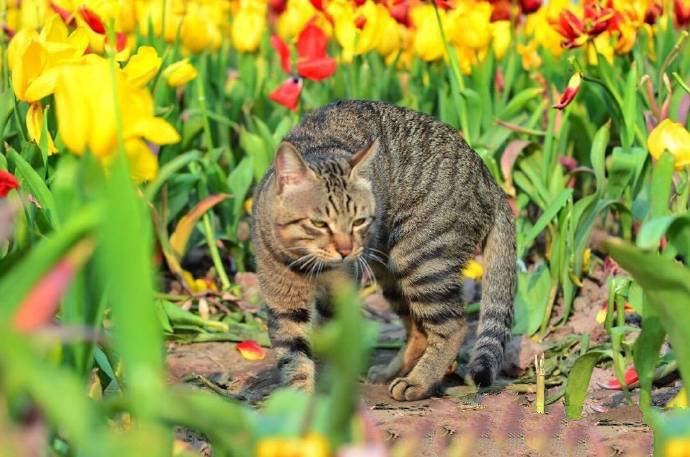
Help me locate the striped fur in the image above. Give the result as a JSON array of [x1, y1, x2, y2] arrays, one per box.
[[252, 100, 516, 400]]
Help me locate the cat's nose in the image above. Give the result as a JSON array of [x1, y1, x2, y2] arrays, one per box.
[[337, 244, 352, 258], [333, 234, 352, 258]]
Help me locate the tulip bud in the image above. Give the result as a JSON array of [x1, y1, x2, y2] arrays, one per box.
[[553, 73, 582, 110], [519, 0, 542, 14], [163, 59, 198, 87], [269, 77, 303, 111], [0, 170, 20, 198]]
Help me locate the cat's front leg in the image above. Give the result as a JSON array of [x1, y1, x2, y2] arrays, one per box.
[[267, 302, 315, 392]]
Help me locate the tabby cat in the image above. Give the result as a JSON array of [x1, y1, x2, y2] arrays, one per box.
[[252, 100, 516, 401]]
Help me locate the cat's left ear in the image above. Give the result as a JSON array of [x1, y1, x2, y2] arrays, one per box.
[[349, 138, 379, 178]]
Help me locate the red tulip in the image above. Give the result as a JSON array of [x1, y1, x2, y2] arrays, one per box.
[[79, 6, 106, 34], [554, 73, 582, 110], [296, 57, 337, 81], [389, 0, 410, 27], [296, 22, 329, 61], [519, 0, 542, 14], [354, 15, 367, 29], [0, 170, 19, 198], [271, 34, 292, 74], [490, 0, 511, 21], [676, 0, 690, 27], [309, 0, 325, 10], [13, 240, 94, 332], [435, 0, 452, 10], [269, 77, 303, 111], [51, 2, 75, 25], [551, 0, 613, 49], [353, 0, 366, 6], [599, 367, 639, 390], [645, 0, 663, 25]]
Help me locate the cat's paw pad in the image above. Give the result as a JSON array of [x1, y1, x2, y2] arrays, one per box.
[[388, 377, 432, 401], [367, 364, 396, 384]]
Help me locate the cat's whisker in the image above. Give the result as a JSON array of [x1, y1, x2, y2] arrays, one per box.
[[287, 254, 311, 269], [361, 257, 376, 284], [368, 247, 389, 259]]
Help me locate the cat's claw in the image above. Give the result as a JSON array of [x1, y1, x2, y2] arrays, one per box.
[[388, 377, 432, 401]]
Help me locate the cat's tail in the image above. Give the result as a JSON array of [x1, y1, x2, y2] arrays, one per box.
[[468, 195, 516, 387]]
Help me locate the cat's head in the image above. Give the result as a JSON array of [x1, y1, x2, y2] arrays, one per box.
[[268, 140, 378, 269]]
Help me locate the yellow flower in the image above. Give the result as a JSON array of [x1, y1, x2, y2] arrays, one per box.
[[410, 4, 445, 61], [123, 46, 161, 87], [53, 55, 179, 181], [8, 16, 89, 102], [492, 21, 512, 60], [667, 388, 688, 409], [447, 2, 493, 51], [140, 1, 182, 43], [26, 102, 58, 154], [517, 41, 542, 71], [182, 9, 222, 53], [647, 119, 690, 170], [586, 32, 614, 66], [244, 198, 253, 215], [665, 437, 690, 457], [277, 0, 319, 39], [231, 1, 267, 52], [462, 260, 484, 280], [256, 433, 330, 457], [163, 59, 198, 87]]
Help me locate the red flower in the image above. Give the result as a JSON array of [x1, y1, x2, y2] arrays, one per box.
[[114, 32, 127, 52], [644, 0, 663, 25], [296, 57, 337, 81], [236, 340, 267, 361], [553, 73, 582, 110], [519, 0, 542, 14], [296, 22, 329, 61], [269, 77, 303, 111], [0, 170, 19, 198], [79, 6, 106, 34], [269, 22, 336, 109], [353, 0, 366, 6], [388, 0, 411, 27], [435, 0, 452, 9], [354, 15, 367, 29], [51, 2, 75, 25], [551, 0, 614, 49], [490, 0, 512, 22], [676, 0, 690, 27], [269, 0, 287, 15]]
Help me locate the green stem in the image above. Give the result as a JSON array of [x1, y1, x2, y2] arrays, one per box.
[[195, 54, 215, 152], [202, 211, 231, 290], [432, 2, 470, 144]]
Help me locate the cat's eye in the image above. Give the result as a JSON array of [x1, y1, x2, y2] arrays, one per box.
[[352, 218, 367, 227], [311, 219, 328, 228]]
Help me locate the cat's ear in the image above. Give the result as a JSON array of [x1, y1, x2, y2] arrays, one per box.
[[274, 142, 313, 192], [349, 138, 378, 178]]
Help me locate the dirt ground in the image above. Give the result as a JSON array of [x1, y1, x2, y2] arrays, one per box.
[[165, 284, 677, 456]]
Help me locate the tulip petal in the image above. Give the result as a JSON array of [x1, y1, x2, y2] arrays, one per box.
[[296, 22, 329, 60], [598, 367, 639, 390], [79, 6, 106, 34], [125, 139, 159, 183], [269, 77, 302, 111], [236, 340, 266, 361], [130, 117, 181, 145], [296, 56, 337, 81], [124, 45, 162, 87], [25, 68, 59, 102], [270, 34, 292, 74], [0, 170, 20, 198], [462, 259, 484, 280], [163, 59, 198, 87]]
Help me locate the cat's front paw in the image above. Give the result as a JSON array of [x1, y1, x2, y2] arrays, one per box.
[[388, 377, 434, 401], [367, 364, 398, 384]]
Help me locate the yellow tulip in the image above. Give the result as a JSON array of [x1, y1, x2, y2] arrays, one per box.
[[376, 15, 403, 58], [163, 59, 198, 87], [124, 138, 159, 183], [256, 433, 330, 457], [586, 32, 614, 66], [517, 40, 542, 71], [647, 119, 690, 170], [492, 21, 512, 60], [53, 55, 179, 182], [181, 8, 222, 54], [231, 6, 267, 52], [462, 260, 484, 280], [410, 4, 445, 62], [665, 437, 690, 457], [667, 388, 688, 408], [447, 3, 492, 51], [123, 46, 162, 87], [140, 1, 182, 43], [277, 0, 318, 39], [26, 102, 58, 154]]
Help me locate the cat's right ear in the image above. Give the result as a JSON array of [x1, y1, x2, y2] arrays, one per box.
[[274, 142, 313, 193]]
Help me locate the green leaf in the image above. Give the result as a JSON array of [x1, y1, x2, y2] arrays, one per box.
[[8, 147, 58, 227], [621, 66, 638, 149], [513, 264, 551, 335], [518, 188, 573, 258], [633, 305, 665, 409], [0, 205, 99, 320], [564, 350, 607, 419], [605, 238, 690, 398], [590, 121, 610, 193], [649, 151, 675, 218], [144, 150, 201, 201]]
